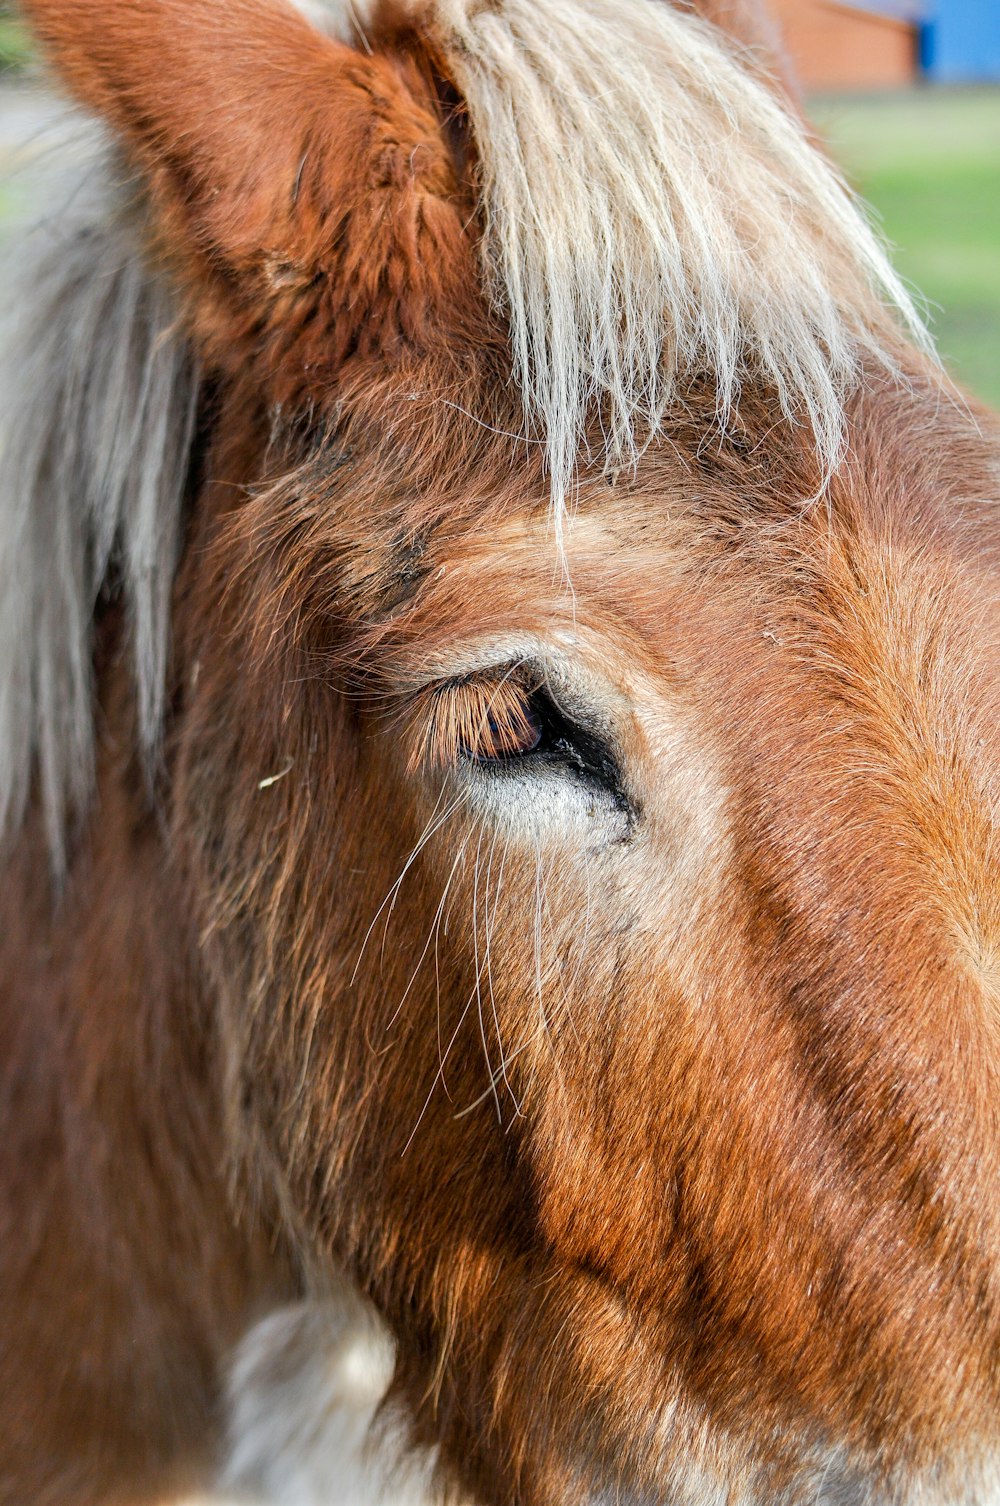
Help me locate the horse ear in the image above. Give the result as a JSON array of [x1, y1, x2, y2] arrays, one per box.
[[21, 0, 479, 393]]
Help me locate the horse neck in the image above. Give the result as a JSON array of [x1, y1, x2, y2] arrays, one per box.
[[0, 652, 293, 1499]]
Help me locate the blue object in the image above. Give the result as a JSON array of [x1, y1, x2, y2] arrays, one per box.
[[919, 1, 1000, 82]]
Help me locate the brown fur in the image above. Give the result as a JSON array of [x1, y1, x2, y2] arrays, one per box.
[[3, 1, 1000, 1503]]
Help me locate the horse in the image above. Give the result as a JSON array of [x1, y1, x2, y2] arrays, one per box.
[[1, 0, 999, 1501]]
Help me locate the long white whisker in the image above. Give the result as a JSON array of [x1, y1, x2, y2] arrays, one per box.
[[531, 838, 573, 1110], [484, 825, 520, 1113], [470, 817, 503, 1125], [455, 1010, 567, 1119], [402, 817, 492, 1155], [384, 819, 472, 1035], [562, 833, 594, 1020], [351, 785, 463, 985]]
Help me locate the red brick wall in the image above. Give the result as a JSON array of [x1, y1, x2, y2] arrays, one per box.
[[770, 0, 919, 90]]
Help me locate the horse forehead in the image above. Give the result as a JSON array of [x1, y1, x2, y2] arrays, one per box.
[[371, 499, 694, 663], [380, 486, 999, 678]]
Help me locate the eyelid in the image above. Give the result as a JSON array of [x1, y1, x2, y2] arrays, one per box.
[[462, 698, 544, 763]]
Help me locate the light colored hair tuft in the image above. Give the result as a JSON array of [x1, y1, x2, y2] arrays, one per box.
[[415, 0, 933, 509], [0, 123, 197, 868]]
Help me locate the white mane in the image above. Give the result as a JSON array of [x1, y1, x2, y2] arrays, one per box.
[[0, 0, 932, 864], [414, 0, 931, 507], [0, 123, 197, 867]]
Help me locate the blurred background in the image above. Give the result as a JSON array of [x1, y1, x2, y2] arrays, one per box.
[[781, 0, 1000, 407], [0, 0, 996, 405]]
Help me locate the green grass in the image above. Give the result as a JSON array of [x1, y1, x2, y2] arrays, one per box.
[[811, 88, 1000, 409], [0, 17, 30, 73]]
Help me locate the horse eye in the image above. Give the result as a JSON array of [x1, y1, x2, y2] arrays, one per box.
[[414, 670, 625, 807]]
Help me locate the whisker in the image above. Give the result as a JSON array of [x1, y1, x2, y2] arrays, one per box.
[[384, 825, 472, 1036], [351, 785, 464, 985], [401, 818, 493, 1155], [483, 824, 520, 1114], [534, 839, 573, 1098], [470, 817, 503, 1125]]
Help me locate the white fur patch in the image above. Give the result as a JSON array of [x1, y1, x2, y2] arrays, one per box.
[[216, 1296, 443, 1506]]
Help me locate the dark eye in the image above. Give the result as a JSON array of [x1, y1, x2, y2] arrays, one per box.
[[498, 684, 619, 788], [449, 671, 624, 782]]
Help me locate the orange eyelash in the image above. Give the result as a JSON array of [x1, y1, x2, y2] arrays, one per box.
[[409, 674, 543, 773]]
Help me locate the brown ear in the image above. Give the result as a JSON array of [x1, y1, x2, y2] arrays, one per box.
[[22, 0, 480, 394]]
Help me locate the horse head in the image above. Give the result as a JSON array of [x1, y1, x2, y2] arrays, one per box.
[[3, 2, 1000, 1503]]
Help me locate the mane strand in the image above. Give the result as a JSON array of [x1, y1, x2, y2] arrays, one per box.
[[0, 125, 198, 868], [414, 0, 933, 508]]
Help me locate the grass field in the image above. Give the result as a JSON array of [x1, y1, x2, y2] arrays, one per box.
[[813, 87, 1000, 408], [0, 19, 27, 70]]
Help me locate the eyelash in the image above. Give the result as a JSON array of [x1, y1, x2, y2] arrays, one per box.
[[413, 672, 547, 772]]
